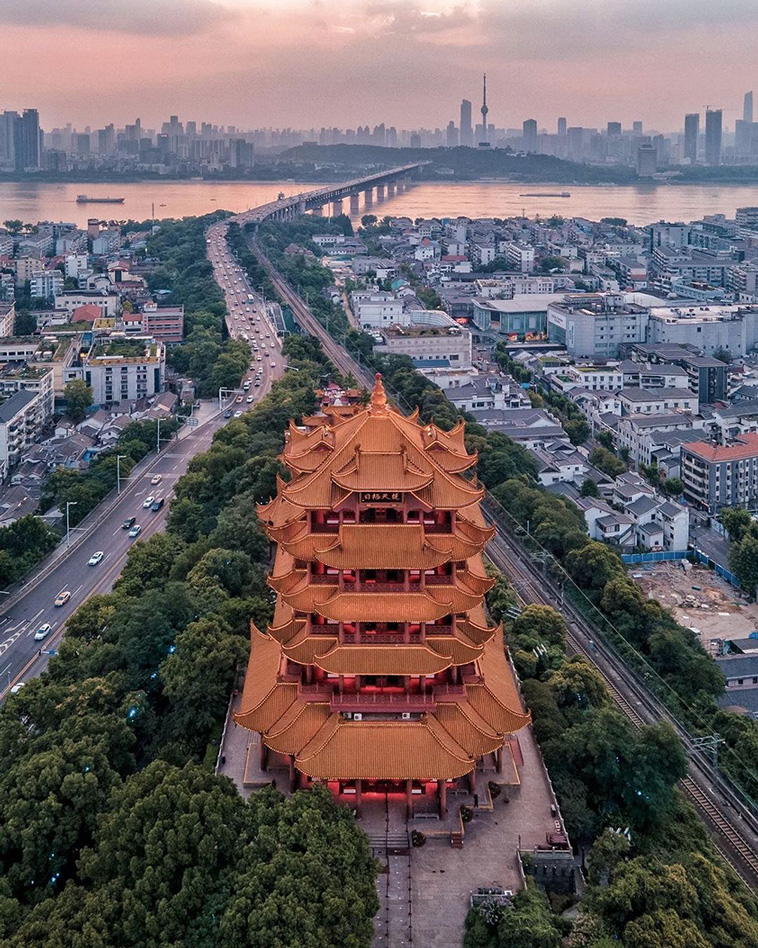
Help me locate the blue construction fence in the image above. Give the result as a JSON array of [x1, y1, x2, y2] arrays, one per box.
[[621, 549, 740, 588]]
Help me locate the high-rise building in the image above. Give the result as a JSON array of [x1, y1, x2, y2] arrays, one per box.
[[632, 121, 643, 136], [557, 117, 567, 136], [446, 121, 459, 148], [684, 113, 699, 163], [606, 121, 621, 137], [636, 143, 657, 177], [15, 109, 41, 171], [236, 375, 531, 811], [745, 91, 754, 125], [479, 74, 489, 145], [0, 111, 18, 169], [522, 118, 538, 153], [460, 100, 473, 147], [705, 109, 722, 165]]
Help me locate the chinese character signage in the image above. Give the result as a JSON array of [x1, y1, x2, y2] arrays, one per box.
[[359, 491, 403, 503]]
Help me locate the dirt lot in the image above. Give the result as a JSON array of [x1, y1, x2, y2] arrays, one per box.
[[631, 560, 758, 652]]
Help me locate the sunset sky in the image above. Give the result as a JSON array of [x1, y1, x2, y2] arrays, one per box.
[[1, 0, 756, 132]]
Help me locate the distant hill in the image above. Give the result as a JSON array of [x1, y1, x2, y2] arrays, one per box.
[[275, 143, 758, 187], [275, 144, 635, 184]]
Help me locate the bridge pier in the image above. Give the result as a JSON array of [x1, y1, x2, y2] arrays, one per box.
[[363, 188, 373, 209], [298, 199, 307, 215], [349, 194, 360, 216], [311, 204, 324, 217], [376, 185, 385, 202], [387, 182, 395, 198], [332, 199, 344, 217]]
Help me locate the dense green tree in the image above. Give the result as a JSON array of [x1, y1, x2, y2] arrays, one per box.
[[589, 446, 626, 477], [565, 416, 590, 445], [720, 506, 752, 542], [63, 379, 93, 422], [511, 605, 566, 649], [580, 477, 600, 497]]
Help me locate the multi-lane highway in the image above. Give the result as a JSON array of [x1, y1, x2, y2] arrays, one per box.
[[0, 218, 283, 699]]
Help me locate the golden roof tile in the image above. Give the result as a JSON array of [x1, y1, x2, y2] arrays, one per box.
[[313, 643, 453, 676], [304, 590, 453, 623], [264, 700, 331, 756], [296, 714, 475, 781], [433, 702, 502, 758]]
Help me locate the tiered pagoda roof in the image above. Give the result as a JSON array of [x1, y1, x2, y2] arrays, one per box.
[[235, 374, 530, 784]]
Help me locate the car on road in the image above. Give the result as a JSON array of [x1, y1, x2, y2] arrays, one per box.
[[224, 408, 233, 419], [128, 524, 142, 538], [151, 474, 163, 485], [271, 361, 277, 367], [54, 591, 71, 607], [233, 410, 243, 418], [34, 623, 52, 641], [122, 516, 136, 530], [236, 394, 243, 403], [143, 496, 155, 508], [246, 395, 254, 403], [150, 498, 165, 512], [88, 551, 104, 566], [254, 381, 261, 387]]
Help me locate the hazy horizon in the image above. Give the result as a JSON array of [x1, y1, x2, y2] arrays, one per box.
[[2, 0, 757, 132]]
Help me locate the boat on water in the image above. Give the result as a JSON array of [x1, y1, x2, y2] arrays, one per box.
[[76, 195, 125, 204], [519, 191, 571, 198]]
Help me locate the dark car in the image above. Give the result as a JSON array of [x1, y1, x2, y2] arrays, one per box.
[[122, 516, 136, 530], [150, 498, 165, 512], [224, 408, 233, 419]]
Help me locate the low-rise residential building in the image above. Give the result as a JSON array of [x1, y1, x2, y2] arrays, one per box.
[[550, 361, 624, 392], [350, 291, 405, 329], [617, 412, 701, 466], [141, 302, 184, 344], [617, 386, 699, 416], [681, 433, 758, 511], [445, 376, 528, 413], [0, 365, 54, 425]]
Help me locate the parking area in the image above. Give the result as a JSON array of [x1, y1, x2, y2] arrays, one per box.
[[631, 560, 758, 651]]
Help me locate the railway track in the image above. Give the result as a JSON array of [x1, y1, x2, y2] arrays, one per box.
[[250, 234, 758, 891]]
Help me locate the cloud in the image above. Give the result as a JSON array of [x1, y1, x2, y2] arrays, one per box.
[[363, 1, 472, 37], [0, 0, 232, 35]]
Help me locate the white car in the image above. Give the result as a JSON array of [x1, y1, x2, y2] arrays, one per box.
[[88, 551, 104, 566], [246, 395, 254, 403], [143, 496, 155, 508], [128, 524, 142, 538], [233, 410, 243, 418], [9, 682, 25, 695], [34, 623, 52, 641]]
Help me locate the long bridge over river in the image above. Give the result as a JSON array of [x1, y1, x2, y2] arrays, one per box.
[[235, 161, 427, 224]]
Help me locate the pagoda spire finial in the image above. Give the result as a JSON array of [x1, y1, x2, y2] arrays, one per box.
[[370, 373, 388, 412]]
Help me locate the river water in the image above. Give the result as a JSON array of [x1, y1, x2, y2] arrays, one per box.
[[2, 178, 758, 227]]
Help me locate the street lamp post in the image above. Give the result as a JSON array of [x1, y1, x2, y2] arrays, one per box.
[[116, 454, 127, 494], [66, 501, 78, 548]]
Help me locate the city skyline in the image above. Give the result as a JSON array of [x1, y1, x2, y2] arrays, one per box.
[[3, 0, 758, 129]]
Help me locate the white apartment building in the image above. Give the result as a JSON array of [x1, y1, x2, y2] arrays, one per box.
[[0, 303, 15, 337], [68, 339, 166, 405], [65, 253, 89, 279], [647, 304, 758, 357], [375, 323, 472, 369], [551, 362, 624, 392], [617, 413, 702, 466], [504, 243, 535, 273], [55, 290, 120, 319], [0, 389, 46, 481], [31, 269, 64, 302], [350, 291, 405, 329], [0, 365, 54, 424]]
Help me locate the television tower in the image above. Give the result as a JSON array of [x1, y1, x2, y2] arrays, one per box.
[[480, 73, 489, 143]]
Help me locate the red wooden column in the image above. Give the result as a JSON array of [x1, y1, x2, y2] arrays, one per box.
[[438, 779, 447, 818], [288, 755, 297, 793], [406, 779, 413, 818], [356, 779, 362, 818]]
